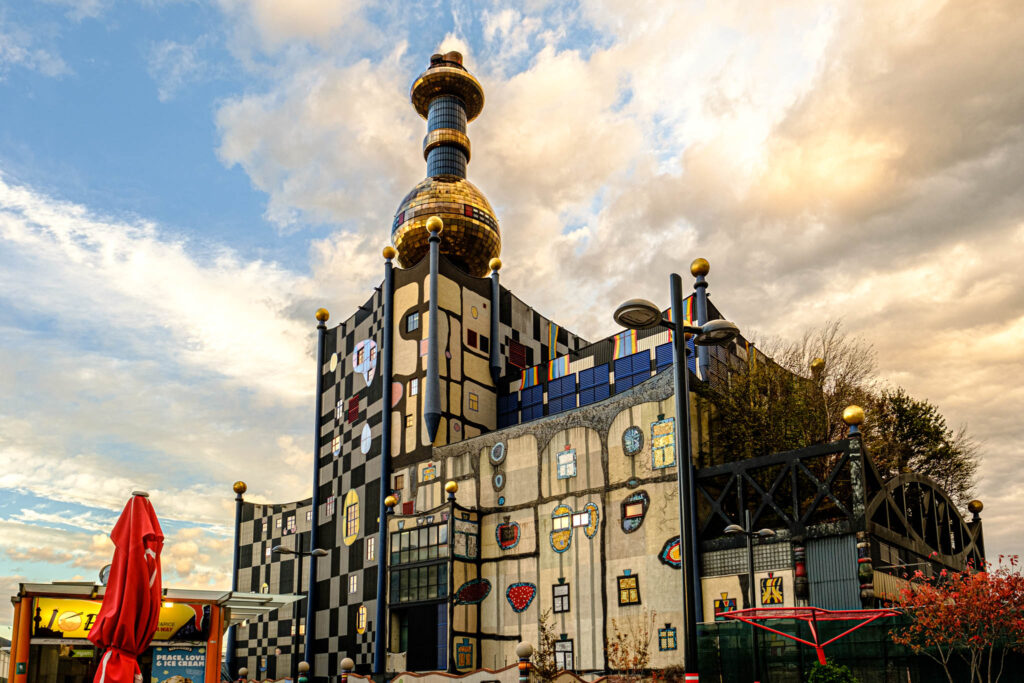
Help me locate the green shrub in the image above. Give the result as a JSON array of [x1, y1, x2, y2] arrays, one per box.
[[806, 661, 858, 683]]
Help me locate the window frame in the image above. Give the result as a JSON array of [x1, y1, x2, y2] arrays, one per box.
[[617, 574, 641, 605], [345, 502, 359, 538], [348, 573, 358, 594], [405, 311, 420, 333], [556, 448, 577, 479], [554, 639, 574, 671], [552, 582, 570, 614]]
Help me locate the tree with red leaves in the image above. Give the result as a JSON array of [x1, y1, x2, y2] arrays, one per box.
[[890, 556, 1024, 683]]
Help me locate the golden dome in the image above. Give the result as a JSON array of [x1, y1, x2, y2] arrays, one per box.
[[489, 257, 502, 272], [382, 246, 397, 260], [690, 258, 710, 277], [392, 177, 500, 276], [233, 481, 247, 494], [842, 405, 865, 425], [315, 308, 330, 322], [411, 53, 484, 122], [444, 480, 459, 494]]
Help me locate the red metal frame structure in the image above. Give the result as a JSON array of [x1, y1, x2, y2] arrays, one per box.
[[720, 606, 901, 666]]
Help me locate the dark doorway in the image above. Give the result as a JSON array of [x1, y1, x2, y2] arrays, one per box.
[[397, 603, 444, 671]]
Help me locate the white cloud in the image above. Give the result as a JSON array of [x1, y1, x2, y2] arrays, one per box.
[[148, 36, 213, 102], [0, 19, 70, 79]]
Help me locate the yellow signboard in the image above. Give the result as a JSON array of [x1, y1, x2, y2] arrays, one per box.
[[32, 598, 210, 641]]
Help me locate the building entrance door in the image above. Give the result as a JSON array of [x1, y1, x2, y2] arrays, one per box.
[[397, 603, 445, 671]]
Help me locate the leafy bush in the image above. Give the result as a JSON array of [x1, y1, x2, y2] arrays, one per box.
[[806, 661, 858, 683]]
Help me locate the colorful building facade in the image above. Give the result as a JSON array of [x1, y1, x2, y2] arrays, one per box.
[[230, 51, 985, 678]]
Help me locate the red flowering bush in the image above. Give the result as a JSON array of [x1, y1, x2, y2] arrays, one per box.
[[890, 556, 1024, 683]]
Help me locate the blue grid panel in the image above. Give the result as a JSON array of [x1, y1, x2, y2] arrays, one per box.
[[548, 393, 577, 415], [580, 364, 609, 389], [655, 340, 698, 373], [549, 375, 576, 398], [579, 383, 610, 406], [498, 393, 519, 427], [521, 385, 543, 423]]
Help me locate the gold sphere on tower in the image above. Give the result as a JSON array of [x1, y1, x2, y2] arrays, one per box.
[[810, 357, 825, 373], [425, 215, 444, 234], [968, 500, 984, 514], [690, 258, 710, 277], [489, 257, 502, 272], [842, 405, 865, 425], [382, 246, 397, 260], [315, 308, 330, 322], [384, 495, 398, 508], [444, 480, 459, 494], [233, 481, 247, 494]]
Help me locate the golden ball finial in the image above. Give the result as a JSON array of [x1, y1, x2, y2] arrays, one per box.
[[315, 308, 330, 322], [383, 246, 397, 260], [233, 481, 247, 495], [810, 357, 825, 373], [968, 499, 984, 514], [842, 405, 865, 425], [384, 495, 398, 508], [425, 216, 443, 234], [690, 258, 710, 277], [489, 257, 502, 272], [444, 480, 459, 494]]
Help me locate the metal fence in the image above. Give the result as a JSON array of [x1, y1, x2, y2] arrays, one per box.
[[696, 616, 1024, 682]]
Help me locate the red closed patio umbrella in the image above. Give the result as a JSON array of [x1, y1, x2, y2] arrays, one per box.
[[88, 491, 165, 683]]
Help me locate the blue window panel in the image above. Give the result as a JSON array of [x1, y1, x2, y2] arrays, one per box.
[[498, 410, 519, 428], [549, 375, 575, 398], [687, 338, 697, 373], [521, 385, 543, 407], [656, 342, 673, 368], [549, 393, 577, 415], [580, 364, 610, 389], [631, 351, 651, 374], [522, 404, 543, 422], [498, 394, 519, 412], [614, 355, 633, 379], [579, 385, 609, 406]]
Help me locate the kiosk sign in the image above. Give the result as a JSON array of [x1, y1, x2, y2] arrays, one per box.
[[152, 646, 207, 683]]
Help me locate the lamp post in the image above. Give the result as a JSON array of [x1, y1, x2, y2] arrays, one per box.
[[227, 481, 247, 678], [308, 307, 329, 679], [273, 543, 329, 679], [614, 268, 740, 683], [724, 510, 776, 683]]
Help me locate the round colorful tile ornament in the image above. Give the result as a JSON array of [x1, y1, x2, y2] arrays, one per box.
[[550, 504, 573, 553], [506, 582, 536, 613], [583, 502, 600, 539], [489, 442, 506, 466], [495, 521, 520, 550], [659, 536, 682, 569]]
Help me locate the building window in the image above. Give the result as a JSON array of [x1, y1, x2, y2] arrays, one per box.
[[553, 582, 570, 613], [508, 339, 527, 369], [624, 502, 644, 519], [406, 311, 420, 332], [275, 517, 282, 528], [390, 523, 449, 565], [326, 496, 336, 517], [479, 334, 489, 353], [349, 574, 358, 594], [405, 414, 414, 428], [367, 536, 376, 562], [306, 510, 313, 521], [556, 447, 577, 479], [332, 435, 341, 456], [356, 605, 367, 634], [651, 417, 676, 469], [410, 378, 418, 395], [658, 625, 677, 651], [468, 392, 479, 411], [393, 473, 405, 490], [571, 511, 590, 528], [554, 639, 574, 671], [618, 573, 641, 605], [422, 464, 437, 481], [265, 546, 272, 558], [262, 519, 268, 534], [345, 502, 359, 539], [285, 515, 296, 534], [578, 363, 610, 406], [389, 563, 449, 604], [553, 514, 570, 531], [467, 329, 478, 348], [336, 399, 345, 420], [456, 637, 473, 668], [347, 397, 359, 423]]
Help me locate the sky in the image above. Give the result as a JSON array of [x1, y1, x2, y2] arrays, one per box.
[[1, 0, 1023, 638]]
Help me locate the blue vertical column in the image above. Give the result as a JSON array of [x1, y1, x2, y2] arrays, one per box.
[[373, 248, 396, 674], [424, 217, 442, 443], [226, 481, 246, 677], [489, 258, 502, 383], [306, 308, 329, 677]]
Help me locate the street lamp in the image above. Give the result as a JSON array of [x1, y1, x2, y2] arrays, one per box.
[[273, 543, 329, 679], [725, 510, 776, 683], [614, 270, 740, 683]]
